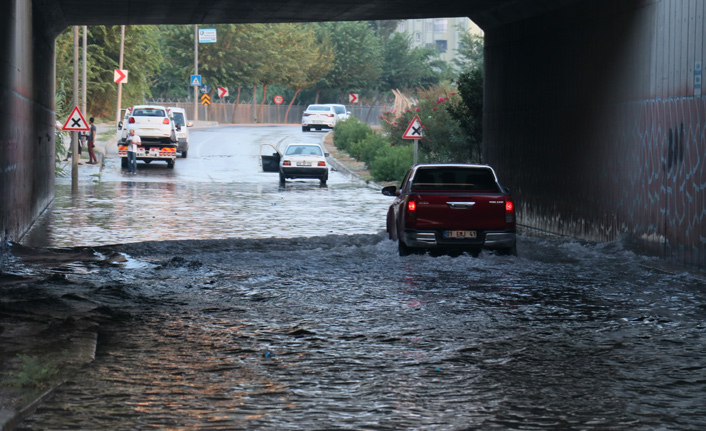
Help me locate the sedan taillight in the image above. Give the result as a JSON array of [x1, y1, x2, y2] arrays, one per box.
[[162, 118, 170, 125], [318, 161, 326, 167], [282, 160, 291, 166]]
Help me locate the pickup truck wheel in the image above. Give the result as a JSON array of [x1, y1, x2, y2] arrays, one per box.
[[398, 240, 412, 256], [386, 212, 396, 240]]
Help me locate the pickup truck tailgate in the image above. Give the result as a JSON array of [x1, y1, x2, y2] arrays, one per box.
[[410, 193, 510, 231]]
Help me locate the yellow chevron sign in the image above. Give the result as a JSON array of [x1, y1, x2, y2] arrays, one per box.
[[201, 94, 211, 105]]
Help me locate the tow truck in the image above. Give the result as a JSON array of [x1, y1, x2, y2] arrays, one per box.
[[117, 105, 179, 169]]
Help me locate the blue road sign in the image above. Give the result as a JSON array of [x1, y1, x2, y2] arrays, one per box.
[[200, 84, 211, 94], [190, 75, 202, 86]]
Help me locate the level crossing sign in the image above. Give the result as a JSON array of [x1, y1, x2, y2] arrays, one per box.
[[62, 106, 90, 131], [402, 115, 423, 139]]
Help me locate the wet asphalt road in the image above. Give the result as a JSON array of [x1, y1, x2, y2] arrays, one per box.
[[14, 126, 706, 430]]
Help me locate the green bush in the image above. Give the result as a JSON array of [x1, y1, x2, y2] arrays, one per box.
[[349, 133, 387, 165], [379, 85, 479, 163], [370, 144, 414, 182], [333, 118, 373, 153]]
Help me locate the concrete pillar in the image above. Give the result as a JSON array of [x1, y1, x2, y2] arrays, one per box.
[[0, 0, 56, 250]]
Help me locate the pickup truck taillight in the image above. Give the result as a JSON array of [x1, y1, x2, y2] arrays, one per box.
[[407, 199, 417, 213], [506, 200, 515, 223], [162, 118, 170, 125], [128, 117, 135, 123]]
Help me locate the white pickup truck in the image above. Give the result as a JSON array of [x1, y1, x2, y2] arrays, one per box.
[[118, 105, 180, 169]]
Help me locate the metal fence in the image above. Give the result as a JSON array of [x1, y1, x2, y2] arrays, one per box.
[[145, 99, 393, 126]]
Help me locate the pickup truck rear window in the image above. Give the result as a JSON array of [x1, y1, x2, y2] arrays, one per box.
[[411, 168, 500, 192]]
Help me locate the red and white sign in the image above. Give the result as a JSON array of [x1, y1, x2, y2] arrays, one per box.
[[114, 69, 128, 84], [62, 106, 90, 131], [402, 115, 423, 139], [217, 87, 229, 98], [349, 93, 358, 103], [273, 95, 284, 105]]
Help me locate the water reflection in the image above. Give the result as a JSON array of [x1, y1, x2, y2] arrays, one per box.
[[21, 180, 389, 248]]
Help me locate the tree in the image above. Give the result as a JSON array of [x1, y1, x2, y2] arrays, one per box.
[[314, 22, 383, 102], [447, 68, 483, 162], [55, 25, 162, 118], [453, 30, 484, 73], [280, 24, 334, 122], [381, 32, 441, 92]]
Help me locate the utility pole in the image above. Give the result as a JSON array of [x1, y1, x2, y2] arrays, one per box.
[[115, 25, 125, 128], [194, 24, 199, 121], [82, 26, 87, 116], [72, 26, 79, 185]]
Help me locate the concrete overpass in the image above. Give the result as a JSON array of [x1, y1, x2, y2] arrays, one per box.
[[2, 0, 704, 268]]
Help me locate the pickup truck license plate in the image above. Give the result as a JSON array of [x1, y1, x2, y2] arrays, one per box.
[[296, 162, 312, 166], [444, 230, 477, 239]]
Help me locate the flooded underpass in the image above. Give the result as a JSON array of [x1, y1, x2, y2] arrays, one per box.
[[11, 234, 706, 430], [6, 127, 706, 429]]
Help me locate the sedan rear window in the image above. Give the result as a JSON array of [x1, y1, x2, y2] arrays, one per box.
[[133, 108, 166, 117], [411, 168, 499, 192], [286, 145, 323, 156], [307, 106, 332, 112]]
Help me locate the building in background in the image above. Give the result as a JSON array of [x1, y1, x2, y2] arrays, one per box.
[[396, 18, 483, 65]]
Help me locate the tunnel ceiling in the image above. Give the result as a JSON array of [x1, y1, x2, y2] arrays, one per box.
[[40, 0, 581, 36]]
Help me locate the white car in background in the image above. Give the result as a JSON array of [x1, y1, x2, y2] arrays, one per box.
[[124, 105, 178, 144], [279, 143, 329, 185], [326, 104, 351, 121], [168, 107, 192, 158], [301, 104, 338, 132]]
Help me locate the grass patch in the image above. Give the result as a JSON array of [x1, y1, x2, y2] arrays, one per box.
[[3, 353, 63, 389]]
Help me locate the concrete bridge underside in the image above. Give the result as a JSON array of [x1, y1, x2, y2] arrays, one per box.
[[1, 0, 704, 268]]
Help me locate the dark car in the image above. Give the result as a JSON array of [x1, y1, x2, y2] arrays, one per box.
[[382, 164, 516, 256]]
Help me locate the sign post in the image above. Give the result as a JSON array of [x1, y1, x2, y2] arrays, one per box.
[[402, 115, 424, 164]]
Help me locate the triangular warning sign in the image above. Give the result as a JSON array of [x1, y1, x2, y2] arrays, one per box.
[[402, 115, 423, 139], [191, 77, 200, 86], [62, 106, 90, 131]]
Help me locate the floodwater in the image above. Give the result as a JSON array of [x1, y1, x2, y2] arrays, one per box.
[[12, 127, 706, 430]]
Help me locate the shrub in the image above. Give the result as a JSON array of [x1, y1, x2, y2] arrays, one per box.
[[333, 118, 373, 153], [370, 144, 414, 182], [350, 133, 387, 166], [379, 84, 478, 164]]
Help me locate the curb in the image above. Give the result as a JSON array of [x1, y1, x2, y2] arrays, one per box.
[[319, 132, 383, 190]]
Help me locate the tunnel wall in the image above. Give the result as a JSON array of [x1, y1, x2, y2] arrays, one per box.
[[484, 0, 705, 269], [0, 0, 56, 250]]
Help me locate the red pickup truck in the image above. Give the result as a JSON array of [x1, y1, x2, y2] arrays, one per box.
[[382, 164, 516, 256]]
